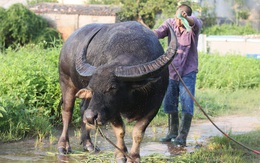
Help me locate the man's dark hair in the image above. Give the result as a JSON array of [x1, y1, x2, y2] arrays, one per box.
[[177, 4, 192, 16]]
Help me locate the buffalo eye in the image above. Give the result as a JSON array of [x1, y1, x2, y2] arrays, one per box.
[[105, 84, 117, 93]]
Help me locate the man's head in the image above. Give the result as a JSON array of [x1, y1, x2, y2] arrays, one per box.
[[175, 4, 192, 28], [177, 4, 192, 16]]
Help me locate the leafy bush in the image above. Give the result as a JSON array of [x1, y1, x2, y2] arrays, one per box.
[[0, 7, 7, 51], [0, 43, 86, 142], [27, 0, 58, 5], [33, 27, 63, 48], [202, 24, 260, 35], [199, 2, 217, 33], [0, 3, 61, 51], [0, 45, 61, 141], [0, 45, 259, 141]]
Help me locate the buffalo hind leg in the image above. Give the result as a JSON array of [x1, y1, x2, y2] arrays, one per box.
[[110, 115, 128, 163], [58, 80, 77, 154]]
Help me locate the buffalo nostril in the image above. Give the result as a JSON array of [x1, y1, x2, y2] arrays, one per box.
[[85, 114, 95, 125], [84, 109, 98, 125]]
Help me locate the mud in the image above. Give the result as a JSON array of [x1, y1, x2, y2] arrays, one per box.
[[0, 115, 259, 162]]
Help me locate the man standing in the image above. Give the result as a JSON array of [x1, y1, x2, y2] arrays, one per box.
[[153, 4, 202, 146]]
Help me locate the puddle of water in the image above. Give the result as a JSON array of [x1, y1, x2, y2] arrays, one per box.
[[0, 141, 54, 162], [0, 127, 196, 162], [0, 115, 259, 162]]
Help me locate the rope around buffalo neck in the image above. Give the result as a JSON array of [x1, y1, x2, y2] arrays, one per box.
[[170, 63, 260, 155], [177, 9, 191, 32]]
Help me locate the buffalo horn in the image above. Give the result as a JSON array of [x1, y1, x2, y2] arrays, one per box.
[[75, 27, 102, 78], [114, 23, 177, 81]]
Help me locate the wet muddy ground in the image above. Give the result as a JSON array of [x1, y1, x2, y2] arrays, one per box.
[[0, 115, 259, 162]]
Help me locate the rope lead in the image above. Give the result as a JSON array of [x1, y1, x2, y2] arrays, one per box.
[[171, 63, 260, 155]]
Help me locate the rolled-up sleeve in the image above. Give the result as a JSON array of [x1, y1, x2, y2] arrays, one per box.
[[153, 19, 173, 39], [191, 16, 203, 34]]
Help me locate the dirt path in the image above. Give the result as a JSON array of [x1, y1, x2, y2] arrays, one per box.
[[0, 113, 259, 162], [141, 113, 260, 156]]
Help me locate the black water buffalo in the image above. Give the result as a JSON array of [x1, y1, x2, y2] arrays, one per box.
[[58, 21, 177, 163]]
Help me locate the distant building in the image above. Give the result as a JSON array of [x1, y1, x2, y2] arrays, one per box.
[[0, 0, 27, 8], [29, 3, 120, 40], [58, 0, 85, 5]]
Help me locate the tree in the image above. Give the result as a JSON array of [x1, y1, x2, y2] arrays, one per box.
[[27, 0, 58, 5], [198, 2, 217, 33], [0, 3, 61, 50], [0, 7, 6, 51], [228, 0, 250, 25], [87, 0, 121, 5], [116, 0, 178, 28], [87, 0, 204, 29], [87, 0, 179, 28]]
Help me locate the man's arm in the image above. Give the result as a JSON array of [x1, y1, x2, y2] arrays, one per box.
[[153, 19, 172, 39], [153, 31, 159, 38], [185, 16, 194, 26], [180, 10, 194, 26]]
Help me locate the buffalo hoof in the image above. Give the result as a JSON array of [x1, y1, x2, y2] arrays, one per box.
[[83, 144, 100, 152], [126, 158, 140, 163], [116, 157, 126, 163], [58, 147, 72, 154], [126, 154, 140, 163]]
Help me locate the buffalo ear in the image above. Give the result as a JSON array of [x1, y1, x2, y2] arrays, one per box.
[[75, 89, 93, 99]]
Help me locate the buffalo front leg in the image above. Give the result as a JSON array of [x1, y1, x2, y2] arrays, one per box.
[[127, 112, 157, 163], [58, 83, 77, 154], [110, 115, 128, 163], [80, 100, 99, 152], [81, 124, 99, 152]]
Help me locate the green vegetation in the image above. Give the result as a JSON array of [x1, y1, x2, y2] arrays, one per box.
[[152, 88, 260, 126], [0, 3, 61, 51], [27, 0, 58, 5], [88, 0, 200, 29], [172, 130, 260, 163], [203, 24, 260, 35], [197, 53, 260, 90], [46, 129, 260, 162], [116, 0, 177, 28], [0, 44, 61, 141], [0, 1, 259, 162], [0, 45, 259, 142]]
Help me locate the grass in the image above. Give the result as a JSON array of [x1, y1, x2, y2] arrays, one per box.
[[194, 88, 260, 118], [143, 88, 260, 162], [0, 45, 259, 162], [0, 45, 259, 141], [174, 130, 260, 163], [45, 129, 260, 163], [151, 88, 260, 126], [147, 88, 260, 162], [197, 53, 260, 90]]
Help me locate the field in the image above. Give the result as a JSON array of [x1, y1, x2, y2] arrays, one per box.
[[0, 45, 259, 162]]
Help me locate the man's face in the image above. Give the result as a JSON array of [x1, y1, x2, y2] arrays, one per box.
[[175, 10, 183, 28], [175, 17, 183, 28], [175, 7, 187, 28]]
